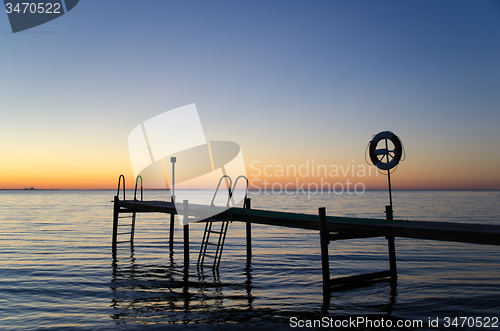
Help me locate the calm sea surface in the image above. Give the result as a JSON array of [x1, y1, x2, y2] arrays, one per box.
[[1, 190, 499, 330]]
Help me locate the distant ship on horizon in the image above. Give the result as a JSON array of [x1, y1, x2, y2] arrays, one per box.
[[21, 188, 60, 190]]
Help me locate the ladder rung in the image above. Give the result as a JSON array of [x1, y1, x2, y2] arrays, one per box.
[[202, 254, 215, 258], [209, 230, 221, 234], [118, 232, 132, 235], [117, 224, 132, 227], [118, 215, 134, 218], [116, 240, 131, 243], [206, 242, 217, 246]]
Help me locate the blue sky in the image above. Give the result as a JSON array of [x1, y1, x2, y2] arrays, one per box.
[[1, 0, 499, 189]]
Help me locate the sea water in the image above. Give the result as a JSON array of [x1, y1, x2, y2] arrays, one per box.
[[0, 190, 499, 330]]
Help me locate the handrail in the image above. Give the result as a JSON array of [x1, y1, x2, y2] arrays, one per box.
[[231, 175, 249, 210], [210, 175, 233, 211], [134, 175, 143, 201], [117, 174, 125, 200]]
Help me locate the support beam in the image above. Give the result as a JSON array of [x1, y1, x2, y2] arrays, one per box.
[[130, 212, 136, 245], [330, 270, 392, 288], [387, 237, 397, 283], [169, 195, 175, 253], [245, 197, 252, 263], [386, 205, 397, 283], [318, 207, 330, 300], [112, 195, 119, 254], [183, 200, 189, 269], [329, 233, 379, 240], [169, 213, 175, 253]]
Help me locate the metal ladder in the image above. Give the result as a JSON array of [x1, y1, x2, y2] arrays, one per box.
[[197, 175, 233, 270], [197, 175, 249, 271], [113, 175, 142, 248]]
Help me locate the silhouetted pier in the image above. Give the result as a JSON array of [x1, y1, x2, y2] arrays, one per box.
[[114, 198, 500, 246], [112, 190, 500, 309]]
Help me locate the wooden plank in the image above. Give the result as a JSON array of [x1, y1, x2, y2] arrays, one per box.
[[230, 208, 500, 246], [117, 200, 213, 219], [114, 200, 500, 246], [117, 200, 177, 214], [329, 233, 379, 240], [330, 270, 392, 288]]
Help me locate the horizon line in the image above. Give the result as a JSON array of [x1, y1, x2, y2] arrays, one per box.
[[1, 188, 499, 192]]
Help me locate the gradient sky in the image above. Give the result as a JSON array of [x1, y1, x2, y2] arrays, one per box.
[[1, 0, 499, 190]]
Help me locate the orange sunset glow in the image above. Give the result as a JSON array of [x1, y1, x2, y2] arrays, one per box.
[[1, 1, 499, 191]]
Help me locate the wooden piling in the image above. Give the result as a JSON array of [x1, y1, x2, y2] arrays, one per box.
[[245, 197, 252, 263], [112, 195, 119, 253], [385, 205, 397, 283], [183, 200, 189, 268], [318, 207, 330, 300], [130, 212, 136, 245], [385, 205, 393, 220], [388, 237, 397, 282], [169, 196, 175, 253]]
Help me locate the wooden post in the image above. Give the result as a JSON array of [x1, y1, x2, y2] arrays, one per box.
[[245, 197, 252, 263], [169, 196, 175, 253], [170, 157, 177, 254], [183, 200, 189, 269], [388, 237, 397, 283], [385, 205, 393, 220], [112, 195, 119, 254], [130, 212, 136, 245], [319, 207, 330, 301], [386, 205, 397, 283]]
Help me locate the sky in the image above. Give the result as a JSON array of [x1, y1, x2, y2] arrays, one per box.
[[1, 0, 499, 190]]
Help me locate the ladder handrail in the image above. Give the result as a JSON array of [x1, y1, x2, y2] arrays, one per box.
[[210, 175, 233, 213], [117, 174, 125, 200], [134, 175, 143, 201], [230, 175, 249, 210], [214, 209, 231, 270]]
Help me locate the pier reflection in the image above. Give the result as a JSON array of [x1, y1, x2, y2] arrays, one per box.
[[110, 246, 255, 325]]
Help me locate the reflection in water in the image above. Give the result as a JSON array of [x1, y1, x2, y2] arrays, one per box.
[[110, 245, 256, 325], [110, 244, 400, 327]]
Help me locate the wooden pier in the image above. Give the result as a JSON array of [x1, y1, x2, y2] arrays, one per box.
[[112, 195, 500, 308]]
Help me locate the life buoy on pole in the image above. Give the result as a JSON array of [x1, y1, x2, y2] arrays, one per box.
[[368, 131, 403, 171]]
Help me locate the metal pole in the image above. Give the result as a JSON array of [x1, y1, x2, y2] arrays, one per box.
[[385, 138, 393, 210], [387, 170, 393, 209], [384, 139, 397, 282], [171, 157, 176, 202], [384, 138, 394, 220]]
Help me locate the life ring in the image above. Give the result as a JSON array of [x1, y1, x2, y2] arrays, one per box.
[[368, 131, 403, 171]]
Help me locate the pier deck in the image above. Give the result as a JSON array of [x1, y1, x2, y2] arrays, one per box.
[[116, 199, 500, 246]]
